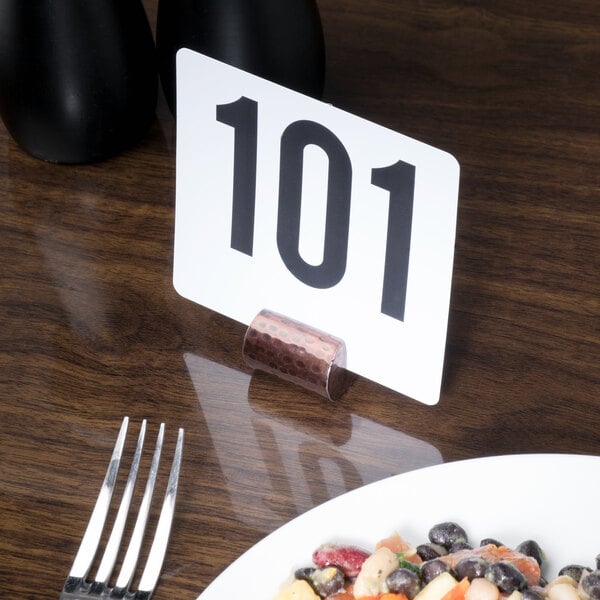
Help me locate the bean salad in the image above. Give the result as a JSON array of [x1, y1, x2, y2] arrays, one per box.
[[273, 522, 600, 600]]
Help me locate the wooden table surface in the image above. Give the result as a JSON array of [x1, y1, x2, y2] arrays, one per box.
[[1, 1, 598, 598]]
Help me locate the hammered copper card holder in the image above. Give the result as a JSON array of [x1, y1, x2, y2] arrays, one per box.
[[242, 309, 354, 401]]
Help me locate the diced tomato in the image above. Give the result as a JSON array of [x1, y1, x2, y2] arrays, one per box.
[[376, 532, 413, 554], [375, 533, 423, 565], [400, 551, 424, 565]]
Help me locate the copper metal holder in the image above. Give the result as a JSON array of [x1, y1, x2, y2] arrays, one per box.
[[242, 309, 354, 401]]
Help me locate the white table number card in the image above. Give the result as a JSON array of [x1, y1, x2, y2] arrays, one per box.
[[173, 48, 460, 405]]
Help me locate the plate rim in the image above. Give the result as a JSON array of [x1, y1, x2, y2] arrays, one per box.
[[196, 452, 600, 599]]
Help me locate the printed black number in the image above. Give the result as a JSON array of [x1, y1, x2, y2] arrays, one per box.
[[216, 97, 414, 321], [216, 96, 258, 256], [371, 160, 415, 321], [277, 120, 352, 288]]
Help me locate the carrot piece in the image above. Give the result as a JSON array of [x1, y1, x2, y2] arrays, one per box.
[[441, 577, 470, 600]]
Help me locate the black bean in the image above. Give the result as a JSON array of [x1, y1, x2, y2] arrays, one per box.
[[481, 538, 504, 547], [455, 556, 489, 581], [581, 571, 600, 600], [558, 564, 589, 582], [517, 540, 545, 566], [416, 543, 447, 561], [296, 566, 345, 597], [295, 567, 315, 580], [386, 567, 422, 599], [522, 588, 545, 600], [485, 562, 527, 593], [428, 522, 468, 550], [450, 541, 473, 552], [421, 559, 456, 584]]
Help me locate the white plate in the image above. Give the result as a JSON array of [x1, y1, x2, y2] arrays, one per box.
[[196, 454, 600, 599]]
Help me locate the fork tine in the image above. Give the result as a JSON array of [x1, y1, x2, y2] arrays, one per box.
[[137, 427, 184, 595], [68, 416, 129, 581], [62, 419, 183, 600], [114, 423, 165, 591], [94, 419, 147, 585]]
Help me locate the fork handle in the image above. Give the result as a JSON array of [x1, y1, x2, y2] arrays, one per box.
[[60, 577, 151, 600]]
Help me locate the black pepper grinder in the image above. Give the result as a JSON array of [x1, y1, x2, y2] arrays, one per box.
[[156, 0, 326, 116], [0, 0, 158, 164]]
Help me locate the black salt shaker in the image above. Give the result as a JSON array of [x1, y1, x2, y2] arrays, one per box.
[[0, 0, 158, 163], [156, 0, 326, 115]]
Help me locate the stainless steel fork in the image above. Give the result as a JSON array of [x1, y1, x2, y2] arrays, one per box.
[[60, 417, 184, 600]]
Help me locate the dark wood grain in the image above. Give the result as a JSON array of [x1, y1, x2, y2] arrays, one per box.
[[0, 1, 598, 599]]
